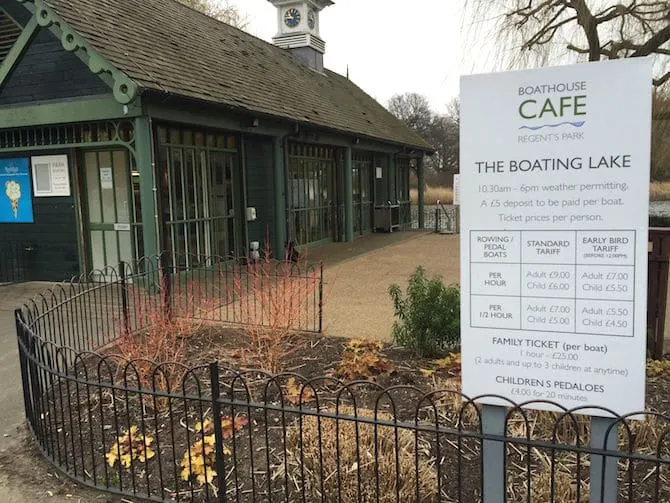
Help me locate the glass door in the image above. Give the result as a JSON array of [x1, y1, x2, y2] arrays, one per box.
[[165, 148, 238, 265], [155, 126, 241, 267], [83, 150, 134, 273], [210, 150, 237, 259], [288, 143, 336, 245], [353, 153, 373, 235]]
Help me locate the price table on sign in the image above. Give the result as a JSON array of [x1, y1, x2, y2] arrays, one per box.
[[469, 230, 635, 337]]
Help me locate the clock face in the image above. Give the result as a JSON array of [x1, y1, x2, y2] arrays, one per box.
[[284, 8, 301, 28], [308, 10, 316, 30]]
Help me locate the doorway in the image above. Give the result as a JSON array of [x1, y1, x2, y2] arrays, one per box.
[[288, 143, 337, 246], [82, 149, 135, 272], [353, 152, 373, 235], [155, 125, 242, 268]]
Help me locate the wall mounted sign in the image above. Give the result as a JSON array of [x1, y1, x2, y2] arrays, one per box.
[[100, 167, 114, 190], [459, 59, 652, 416], [113, 223, 131, 231], [31, 155, 70, 197], [0, 158, 34, 223], [376, 167, 383, 179]]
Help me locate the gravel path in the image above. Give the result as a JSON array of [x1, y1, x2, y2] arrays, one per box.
[[322, 233, 460, 340]]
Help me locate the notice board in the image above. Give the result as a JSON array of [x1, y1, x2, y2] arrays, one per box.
[[459, 59, 652, 415], [0, 158, 33, 223]]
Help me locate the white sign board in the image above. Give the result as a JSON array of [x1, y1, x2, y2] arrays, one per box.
[[460, 59, 652, 416], [31, 155, 70, 197], [100, 167, 114, 190], [453, 174, 460, 205]]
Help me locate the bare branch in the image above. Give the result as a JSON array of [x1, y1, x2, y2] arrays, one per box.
[[631, 24, 670, 56], [464, 0, 670, 87], [654, 71, 670, 86], [571, 0, 602, 61]]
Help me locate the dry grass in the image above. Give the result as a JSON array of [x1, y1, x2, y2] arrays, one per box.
[[410, 182, 670, 204], [230, 252, 320, 374], [281, 406, 438, 503], [432, 377, 670, 503], [410, 185, 453, 205], [111, 281, 212, 393], [650, 181, 670, 201]]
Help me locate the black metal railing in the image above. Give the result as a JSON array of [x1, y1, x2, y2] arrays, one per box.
[[402, 204, 458, 233], [0, 241, 32, 284], [14, 254, 670, 503]]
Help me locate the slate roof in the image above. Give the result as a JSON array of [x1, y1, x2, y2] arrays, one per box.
[[41, 0, 431, 150]]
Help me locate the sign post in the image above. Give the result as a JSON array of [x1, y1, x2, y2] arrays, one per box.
[[459, 59, 652, 501]]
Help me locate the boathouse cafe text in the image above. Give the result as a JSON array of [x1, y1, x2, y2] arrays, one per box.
[[475, 155, 632, 175]]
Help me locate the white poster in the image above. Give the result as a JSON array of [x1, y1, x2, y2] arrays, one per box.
[[31, 155, 70, 197], [100, 167, 114, 190], [459, 59, 652, 416], [453, 174, 460, 205]]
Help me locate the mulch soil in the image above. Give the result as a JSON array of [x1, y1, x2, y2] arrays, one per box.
[[31, 328, 670, 502]]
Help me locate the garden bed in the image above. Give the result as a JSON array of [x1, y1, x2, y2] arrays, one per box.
[[34, 326, 670, 503]]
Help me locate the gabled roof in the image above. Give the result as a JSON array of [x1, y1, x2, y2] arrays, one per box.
[[37, 0, 431, 151]]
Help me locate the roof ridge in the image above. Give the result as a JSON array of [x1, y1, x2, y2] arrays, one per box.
[[28, 0, 432, 150], [159, 0, 288, 57]]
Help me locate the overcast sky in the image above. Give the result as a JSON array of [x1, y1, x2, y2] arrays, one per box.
[[238, 0, 475, 114]]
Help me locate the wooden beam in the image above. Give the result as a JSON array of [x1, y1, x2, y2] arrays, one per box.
[[145, 101, 293, 137], [0, 95, 141, 129], [273, 136, 287, 256], [343, 146, 354, 242], [134, 116, 160, 258], [0, 14, 39, 92], [417, 155, 425, 229]]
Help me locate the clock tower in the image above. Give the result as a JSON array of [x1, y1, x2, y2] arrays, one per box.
[[267, 0, 334, 72]]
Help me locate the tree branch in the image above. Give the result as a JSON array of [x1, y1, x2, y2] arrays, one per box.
[[653, 71, 670, 86], [631, 23, 670, 56], [570, 0, 602, 61]]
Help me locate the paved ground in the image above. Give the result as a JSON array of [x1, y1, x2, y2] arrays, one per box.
[[319, 232, 460, 340], [0, 283, 124, 502]]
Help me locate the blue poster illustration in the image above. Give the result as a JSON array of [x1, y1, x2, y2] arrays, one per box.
[[0, 158, 33, 223]]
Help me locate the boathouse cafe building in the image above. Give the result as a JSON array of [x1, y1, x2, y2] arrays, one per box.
[[0, 0, 431, 280]]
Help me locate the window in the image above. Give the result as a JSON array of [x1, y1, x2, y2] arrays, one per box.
[[288, 143, 336, 245], [156, 125, 240, 266], [0, 10, 22, 66]]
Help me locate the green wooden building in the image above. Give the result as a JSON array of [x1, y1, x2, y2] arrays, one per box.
[[0, 0, 430, 280]]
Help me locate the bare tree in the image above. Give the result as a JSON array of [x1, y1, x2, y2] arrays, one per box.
[[430, 98, 460, 178], [465, 0, 670, 86], [178, 0, 249, 29], [387, 93, 435, 140], [652, 91, 670, 179], [388, 94, 460, 179]]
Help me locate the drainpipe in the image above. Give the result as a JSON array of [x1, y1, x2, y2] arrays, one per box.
[[148, 116, 161, 254], [416, 153, 425, 230], [282, 124, 300, 246], [272, 131, 292, 258], [135, 115, 161, 260]]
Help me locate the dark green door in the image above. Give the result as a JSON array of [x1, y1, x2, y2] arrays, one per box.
[[83, 150, 134, 272], [353, 153, 373, 235]]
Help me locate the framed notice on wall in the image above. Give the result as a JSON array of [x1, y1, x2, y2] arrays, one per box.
[[460, 59, 652, 416], [0, 158, 34, 223], [31, 155, 70, 197]]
